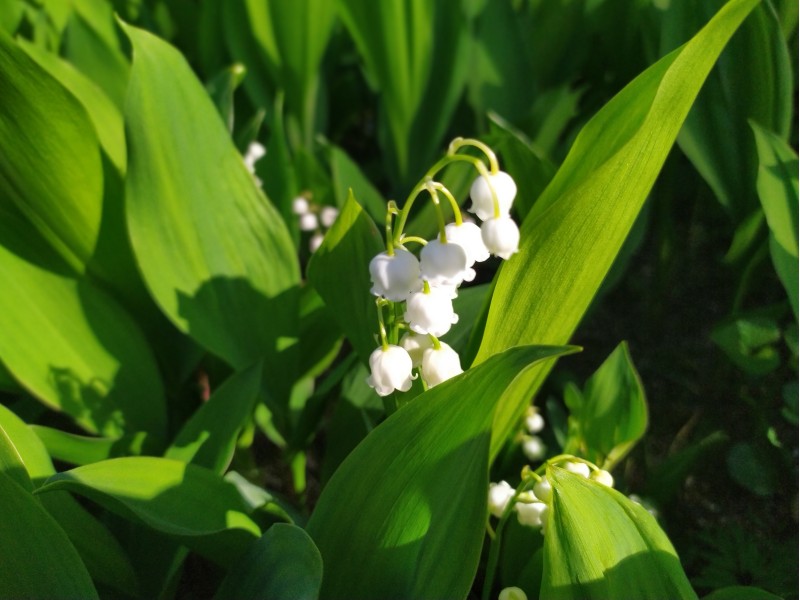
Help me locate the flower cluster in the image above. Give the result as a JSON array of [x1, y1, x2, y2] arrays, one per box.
[[365, 138, 521, 396], [292, 196, 339, 253], [488, 459, 615, 535]]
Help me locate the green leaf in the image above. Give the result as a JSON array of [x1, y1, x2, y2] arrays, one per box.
[[750, 120, 799, 318], [307, 190, 384, 365], [36, 457, 261, 566], [214, 523, 323, 600], [121, 24, 301, 392], [702, 586, 783, 600], [31, 425, 149, 466], [711, 315, 782, 376], [473, 0, 763, 457], [0, 31, 102, 271], [17, 38, 126, 173], [661, 2, 792, 219], [240, 0, 335, 148], [327, 142, 387, 224], [0, 471, 99, 600], [166, 362, 262, 474], [0, 405, 138, 596], [307, 345, 577, 600], [542, 466, 697, 600], [0, 207, 167, 438], [566, 342, 648, 469], [337, 0, 470, 184]]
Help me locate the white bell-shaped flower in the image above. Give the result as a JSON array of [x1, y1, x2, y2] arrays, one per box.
[[309, 233, 324, 253], [524, 410, 545, 434], [404, 287, 458, 337], [488, 480, 515, 517], [421, 342, 463, 387], [444, 221, 490, 266], [369, 248, 422, 301], [320, 206, 339, 228], [469, 171, 517, 221], [299, 212, 318, 231], [420, 240, 473, 286], [400, 332, 434, 367], [366, 345, 414, 396], [481, 216, 520, 260], [516, 500, 548, 527]]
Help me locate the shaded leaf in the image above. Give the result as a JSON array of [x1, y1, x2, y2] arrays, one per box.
[[214, 523, 322, 600]]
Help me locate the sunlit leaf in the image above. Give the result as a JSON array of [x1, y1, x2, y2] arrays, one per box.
[[542, 466, 697, 599], [474, 0, 763, 457], [307, 345, 577, 599]]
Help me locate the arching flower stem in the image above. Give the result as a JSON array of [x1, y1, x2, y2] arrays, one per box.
[[384, 201, 399, 255], [430, 182, 463, 225], [375, 298, 390, 350], [448, 137, 499, 174]]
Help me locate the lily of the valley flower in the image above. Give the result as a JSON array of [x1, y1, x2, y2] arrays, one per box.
[[366, 345, 415, 396], [421, 342, 463, 387], [420, 239, 473, 287], [444, 221, 490, 266], [369, 248, 422, 301], [590, 469, 614, 488], [400, 332, 434, 367], [515, 500, 548, 528], [469, 171, 517, 221], [488, 480, 515, 517], [404, 287, 458, 337], [481, 216, 520, 260]]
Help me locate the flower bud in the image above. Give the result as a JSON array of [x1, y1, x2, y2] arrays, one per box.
[[299, 212, 318, 231], [524, 410, 545, 434], [369, 249, 422, 301], [533, 477, 552, 504], [561, 461, 591, 478], [400, 332, 434, 367], [499, 587, 528, 600], [420, 240, 473, 287], [292, 197, 310, 215], [243, 141, 266, 172], [444, 221, 490, 266], [309, 233, 324, 253], [515, 500, 548, 527], [404, 287, 458, 337], [481, 216, 520, 260], [591, 469, 615, 488], [488, 480, 515, 517], [366, 345, 414, 396], [320, 206, 339, 228], [469, 171, 517, 221], [421, 342, 463, 387], [522, 435, 546, 461]]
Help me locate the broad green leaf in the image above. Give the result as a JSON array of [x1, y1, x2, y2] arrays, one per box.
[[0, 405, 138, 596], [660, 2, 792, 219], [0, 207, 167, 438], [222, 0, 275, 110], [750, 121, 798, 318], [166, 362, 262, 474], [241, 0, 335, 148], [307, 345, 577, 600], [18, 38, 125, 173], [542, 467, 697, 600], [214, 523, 323, 600], [0, 0, 24, 34], [0, 471, 99, 600], [36, 457, 261, 566], [206, 63, 247, 134], [0, 31, 102, 271], [122, 24, 301, 394], [474, 0, 763, 457], [31, 425, 149, 466], [703, 586, 783, 600], [261, 95, 299, 233], [565, 342, 648, 469], [0, 416, 34, 491], [307, 191, 384, 365]]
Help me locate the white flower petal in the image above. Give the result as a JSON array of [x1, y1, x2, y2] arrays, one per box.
[[515, 500, 548, 527], [400, 332, 434, 367], [419, 240, 470, 287], [366, 345, 414, 396], [404, 288, 458, 337], [421, 342, 463, 388], [299, 213, 318, 231], [369, 249, 422, 301], [469, 171, 517, 221], [488, 480, 515, 517], [444, 221, 490, 265], [320, 206, 339, 228], [481, 216, 519, 260]]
